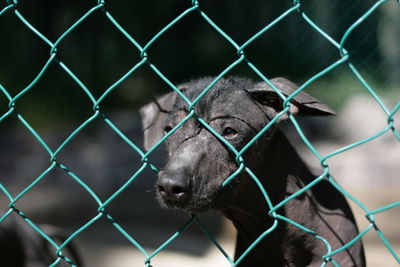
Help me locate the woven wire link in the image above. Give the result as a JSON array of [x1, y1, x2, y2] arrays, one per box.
[[0, 0, 399, 266]]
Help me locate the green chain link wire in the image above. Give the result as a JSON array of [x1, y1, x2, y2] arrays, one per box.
[[1, 0, 399, 266]]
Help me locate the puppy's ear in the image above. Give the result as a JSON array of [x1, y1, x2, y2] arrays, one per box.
[[140, 91, 177, 151], [248, 77, 335, 121]]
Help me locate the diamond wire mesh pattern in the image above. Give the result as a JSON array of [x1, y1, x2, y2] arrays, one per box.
[[0, 0, 399, 266]]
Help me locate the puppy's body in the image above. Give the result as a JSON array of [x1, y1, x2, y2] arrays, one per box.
[[141, 77, 365, 266]]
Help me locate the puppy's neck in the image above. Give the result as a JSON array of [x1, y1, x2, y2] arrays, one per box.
[[249, 130, 312, 200], [220, 129, 313, 237]]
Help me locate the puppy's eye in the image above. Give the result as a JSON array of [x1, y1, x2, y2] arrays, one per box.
[[163, 125, 173, 135], [222, 127, 238, 138]]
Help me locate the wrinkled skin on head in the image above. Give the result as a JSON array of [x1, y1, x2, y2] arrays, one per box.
[[140, 77, 334, 213]]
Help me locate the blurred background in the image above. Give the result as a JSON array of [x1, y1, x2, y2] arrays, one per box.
[[0, 0, 399, 266]]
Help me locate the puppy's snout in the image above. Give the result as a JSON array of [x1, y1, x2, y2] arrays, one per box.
[[157, 172, 191, 203]]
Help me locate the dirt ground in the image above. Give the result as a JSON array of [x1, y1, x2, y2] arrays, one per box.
[[76, 187, 399, 267]]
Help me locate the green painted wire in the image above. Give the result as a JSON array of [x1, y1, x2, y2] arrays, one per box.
[[0, 0, 398, 266]]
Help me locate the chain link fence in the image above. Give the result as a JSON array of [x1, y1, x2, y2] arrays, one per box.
[[1, 0, 399, 266]]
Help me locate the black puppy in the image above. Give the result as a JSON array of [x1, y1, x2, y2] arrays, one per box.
[[140, 77, 365, 266], [0, 212, 83, 267]]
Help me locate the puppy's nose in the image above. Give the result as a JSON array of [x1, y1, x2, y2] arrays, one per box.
[[157, 176, 190, 202]]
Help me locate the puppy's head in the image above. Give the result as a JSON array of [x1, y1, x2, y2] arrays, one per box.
[[140, 77, 334, 213]]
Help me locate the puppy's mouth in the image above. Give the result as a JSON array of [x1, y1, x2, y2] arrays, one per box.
[[155, 172, 238, 214], [156, 188, 217, 214]]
